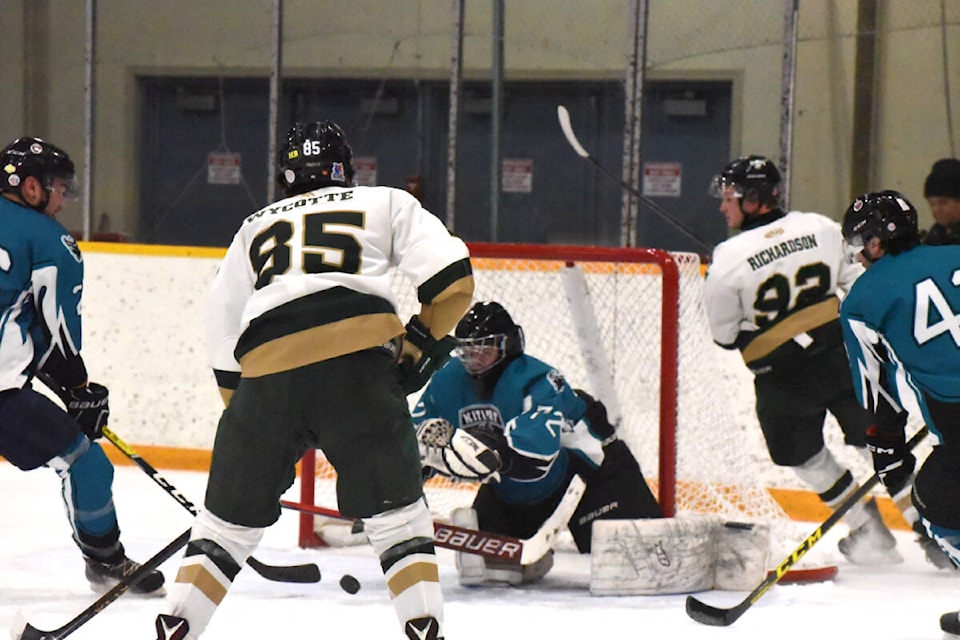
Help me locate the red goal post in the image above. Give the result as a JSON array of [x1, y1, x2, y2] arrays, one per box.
[[296, 241, 791, 548]]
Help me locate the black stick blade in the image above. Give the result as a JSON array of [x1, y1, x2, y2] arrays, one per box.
[[16, 622, 57, 640], [246, 557, 321, 583], [685, 595, 747, 627]]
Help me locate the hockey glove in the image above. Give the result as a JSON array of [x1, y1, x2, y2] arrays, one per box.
[[64, 382, 110, 440], [396, 315, 458, 395], [865, 423, 916, 499]]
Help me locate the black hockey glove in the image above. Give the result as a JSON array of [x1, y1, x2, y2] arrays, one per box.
[[865, 423, 915, 498], [396, 315, 458, 395], [64, 382, 110, 440]]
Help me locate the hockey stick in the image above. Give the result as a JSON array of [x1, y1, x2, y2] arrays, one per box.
[[101, 426, 321, 584], [556, 104, 714, 253], [11, 528, 192, 640], [686, 425, 930, 627], [282, 475, 586, 566]]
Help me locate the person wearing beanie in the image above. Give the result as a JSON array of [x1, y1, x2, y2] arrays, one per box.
[[922, 158, 960, 245]]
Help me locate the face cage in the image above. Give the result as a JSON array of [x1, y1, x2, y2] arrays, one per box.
[[454, 334, 508, 375]]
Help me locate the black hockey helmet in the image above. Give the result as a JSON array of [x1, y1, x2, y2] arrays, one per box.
[[709, 155, 781, 208], [455, 301, 525, 375], [1, 137, 77, 210], [842, 190, 919, 256], [276, 121, 355, 197]]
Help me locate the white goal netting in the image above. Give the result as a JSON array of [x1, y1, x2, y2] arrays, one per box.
[[296, 242, 884, 569]]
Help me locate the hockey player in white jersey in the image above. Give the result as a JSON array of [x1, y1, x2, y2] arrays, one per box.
[[152, 121, 474, 640], [703, 155, 906, 566]]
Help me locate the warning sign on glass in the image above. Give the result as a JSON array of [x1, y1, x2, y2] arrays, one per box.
[[207, 152, 242, 185], [502, 158, 533, 193], [643, 162, 682, 197]]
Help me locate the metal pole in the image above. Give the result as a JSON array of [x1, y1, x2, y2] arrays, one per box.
[[446, 0, 464, 230], [778, 0, 799, 209], [267, 0, 283, 204], [621, 0, 648, 247], [490, 0, 504, 242], [83, 0, 96, 240]]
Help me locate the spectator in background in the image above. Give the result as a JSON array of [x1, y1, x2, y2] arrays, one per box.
[[921, 158, 960, 246]]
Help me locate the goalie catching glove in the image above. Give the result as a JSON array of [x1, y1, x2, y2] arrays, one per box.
[[865, 423, 915, 499], [416, 418, 502, 483], [396, 315, 458, 395]]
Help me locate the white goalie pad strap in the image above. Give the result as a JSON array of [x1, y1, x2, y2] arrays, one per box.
[[590, 515, 720, 596], [713, 521, 770, 591]]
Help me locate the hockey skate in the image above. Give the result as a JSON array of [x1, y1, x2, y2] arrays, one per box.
[[837, 498, 903, 566], [155, 614, 189, 640], [942, 611, 960, 636], [405, 616, 443, 640], [913, 521, 956, 570], [84, 549, 166, 596]]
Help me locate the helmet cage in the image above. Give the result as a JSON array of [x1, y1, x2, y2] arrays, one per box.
[[455, 334, 509, 375]]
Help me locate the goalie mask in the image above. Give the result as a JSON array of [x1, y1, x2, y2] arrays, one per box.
[[1, 137, 78, 212], [709, 155, 781, 209], [842, 190, 919, 257], [454, 301, 525, 376], [276, 120, 355, 197]]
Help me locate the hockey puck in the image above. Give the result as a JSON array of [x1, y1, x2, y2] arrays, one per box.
[[339, 574, 360, 594]]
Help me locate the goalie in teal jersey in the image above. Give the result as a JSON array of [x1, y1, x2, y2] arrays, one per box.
[[412, 301, 662, 586], [839, 190, 960, 636]]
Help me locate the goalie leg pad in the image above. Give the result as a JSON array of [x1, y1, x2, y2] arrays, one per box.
[[589, 515, 719, 596], [713, 521, 771, 591]]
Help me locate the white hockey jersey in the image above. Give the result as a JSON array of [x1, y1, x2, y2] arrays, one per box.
[[207, 185, 473, 386], [703, 210, 863, 367]]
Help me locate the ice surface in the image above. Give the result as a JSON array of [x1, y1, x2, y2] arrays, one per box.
[[1, 461, 956, 640]]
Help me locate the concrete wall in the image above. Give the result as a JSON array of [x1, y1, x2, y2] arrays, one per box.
[[2, 0, 957, 238]]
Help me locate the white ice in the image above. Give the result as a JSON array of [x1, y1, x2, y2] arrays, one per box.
[[1, 460, 957, 640]]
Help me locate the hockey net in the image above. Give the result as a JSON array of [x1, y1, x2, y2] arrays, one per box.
[[295, 242, 825, 572]]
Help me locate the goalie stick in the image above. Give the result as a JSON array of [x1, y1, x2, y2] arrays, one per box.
[[556, 104, 714, 253], [10, 528, 192, 640], [101, 426, 321, 584], [282, 475, 586, 566], [685, 425, 930, 627]]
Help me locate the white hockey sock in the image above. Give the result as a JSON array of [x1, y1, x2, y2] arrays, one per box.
[[364, 499, 444, 634], [165, 510, 265, 640]]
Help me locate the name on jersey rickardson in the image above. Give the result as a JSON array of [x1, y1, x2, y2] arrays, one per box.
[[746, 234, 818, 271]]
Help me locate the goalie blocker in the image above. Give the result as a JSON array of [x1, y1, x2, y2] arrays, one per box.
[[590, 516, 771, 595]]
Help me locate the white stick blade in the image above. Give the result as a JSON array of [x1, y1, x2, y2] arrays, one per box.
[[556, 105, 591, 159]]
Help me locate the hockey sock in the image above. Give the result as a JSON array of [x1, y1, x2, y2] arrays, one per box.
[[364, 498, 444, 636], [165, 510, 264, 640]]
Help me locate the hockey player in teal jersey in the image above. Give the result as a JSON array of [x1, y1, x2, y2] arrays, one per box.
[[839, 190, 960, 635], [412, 301, 661, 584], [0, 137, 165, 595]]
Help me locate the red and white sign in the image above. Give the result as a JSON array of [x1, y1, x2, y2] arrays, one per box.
[[353, 157, 378, 187], [643, 162, 682, 197], [207, 152, 242, 185], [502, 158, 533, 193]]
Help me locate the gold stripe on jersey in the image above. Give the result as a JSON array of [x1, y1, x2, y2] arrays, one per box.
[[239, 312, 403, 378], [741, 297, 839, 364]]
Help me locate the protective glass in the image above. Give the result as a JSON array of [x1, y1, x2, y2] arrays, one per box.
[[454, 334, 507, 375]]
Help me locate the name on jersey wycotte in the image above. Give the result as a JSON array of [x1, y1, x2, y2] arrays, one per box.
[[746, 232, 819, 271]]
